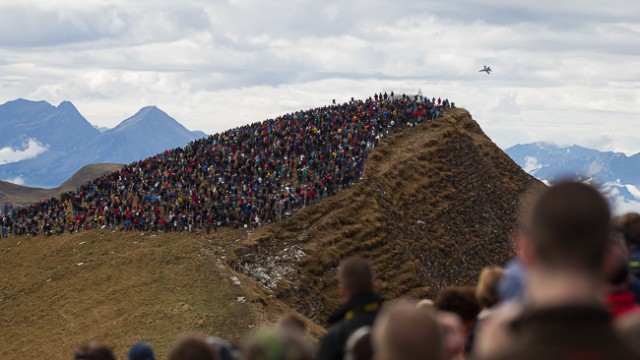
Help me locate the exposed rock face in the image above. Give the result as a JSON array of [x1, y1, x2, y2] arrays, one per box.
[[232, 108, 542, 324]]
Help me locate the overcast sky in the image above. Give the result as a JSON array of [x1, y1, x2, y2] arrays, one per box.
[[1, 0, 639, 155]]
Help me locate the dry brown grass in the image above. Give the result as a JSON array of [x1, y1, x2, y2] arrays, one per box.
[[232, 108, 543, 324], [0, 228, 322, 360]]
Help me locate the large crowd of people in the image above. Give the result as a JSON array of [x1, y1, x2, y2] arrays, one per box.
[[0, 93, 451, 237], [3, 96, 640, 359], [73, 184, 640, 359]]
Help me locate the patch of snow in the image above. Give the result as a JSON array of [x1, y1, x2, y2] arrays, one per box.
[[237, 296, 246, 303], [600, 181, 640, 214], [586, 160, 603, 177], [231, 276, 242, 286], [79, 241, 87, 245], [523, 156, 542, 174], [624, 184, 640, 201], [76, 262, 84, 266]]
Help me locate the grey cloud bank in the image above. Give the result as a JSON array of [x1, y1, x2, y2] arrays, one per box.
[[0, 0, 638, 154]]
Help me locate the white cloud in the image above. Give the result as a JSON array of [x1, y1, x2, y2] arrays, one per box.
[[0, 138, 49, 165], [3, 176, 25, 185], [610, 196, 640, 215], [0, 0, 638, 155]]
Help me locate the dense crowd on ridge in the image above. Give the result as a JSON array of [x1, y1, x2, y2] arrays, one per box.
[[0, 93, 452, 237]]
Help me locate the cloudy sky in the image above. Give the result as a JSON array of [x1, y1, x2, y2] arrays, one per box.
[[1, 0, 639, 155]]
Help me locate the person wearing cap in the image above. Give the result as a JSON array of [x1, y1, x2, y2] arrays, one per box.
[[128, 342, 155, 360]]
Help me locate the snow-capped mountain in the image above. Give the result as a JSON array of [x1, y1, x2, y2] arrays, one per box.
[[0, 99, 207, 187], [506, 142, 640, 214]]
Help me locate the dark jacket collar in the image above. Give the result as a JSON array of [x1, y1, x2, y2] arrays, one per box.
[[328, 292, 383, 325]]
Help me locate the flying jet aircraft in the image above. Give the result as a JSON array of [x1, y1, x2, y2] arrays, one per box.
[[479, 65, 492, 74]]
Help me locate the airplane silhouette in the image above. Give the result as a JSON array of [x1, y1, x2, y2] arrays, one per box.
[[479, 65, 492, 74]]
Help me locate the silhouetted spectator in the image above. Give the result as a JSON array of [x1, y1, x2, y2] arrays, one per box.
[[316, 257, 383, 360]]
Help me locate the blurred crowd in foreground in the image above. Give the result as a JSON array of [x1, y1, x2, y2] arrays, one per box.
[[75, 181, 640, 359]]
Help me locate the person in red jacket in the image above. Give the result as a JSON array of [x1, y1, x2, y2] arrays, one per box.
[[605, 232, 640, 320]]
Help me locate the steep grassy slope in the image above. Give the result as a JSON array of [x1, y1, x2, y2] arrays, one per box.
[[0, 229, 322, 360], [0, 163, 122, 207], [0, 107, 541, 359], [232, 108, 542, 323]]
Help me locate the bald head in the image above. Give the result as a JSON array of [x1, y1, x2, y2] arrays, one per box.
[[373, 303, 444, 360]]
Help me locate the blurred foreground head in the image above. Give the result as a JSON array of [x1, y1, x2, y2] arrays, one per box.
[[338, 257, 375, 301], [244, 327, 312, 360], [522, 181, 611, 276], [373, 301, 444, 360], [169, 335, 218, 360], [128, 342, 155, 360], [74, 342, 115, 360]]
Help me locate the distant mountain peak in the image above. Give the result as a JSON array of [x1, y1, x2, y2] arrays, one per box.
[[56, 100, 80, 113], [113, 105, 176, 131], [0, 99, 204, 187]]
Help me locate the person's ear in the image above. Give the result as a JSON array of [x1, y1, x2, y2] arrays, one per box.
[[520, 235, 535, 270], [339, 284, 348, 301]]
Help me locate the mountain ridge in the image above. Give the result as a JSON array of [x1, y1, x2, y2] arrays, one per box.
[[505, 142, 640, 213], [0, 99, 206, 188]]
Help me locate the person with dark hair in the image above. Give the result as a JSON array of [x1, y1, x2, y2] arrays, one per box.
[[372, 302, 444, 360], [74, 342, 116, 360], [604, 232, 640, 320], [169, 335, 218, 360], [435, 286, 480, 357], [316, 257, 383, 360], [434, 286, 480, 331], [612, 212, 640, 302], [474, 181, 639, 360]]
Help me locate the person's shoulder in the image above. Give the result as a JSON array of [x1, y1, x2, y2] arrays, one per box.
[[316, 325, 343, 360]]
